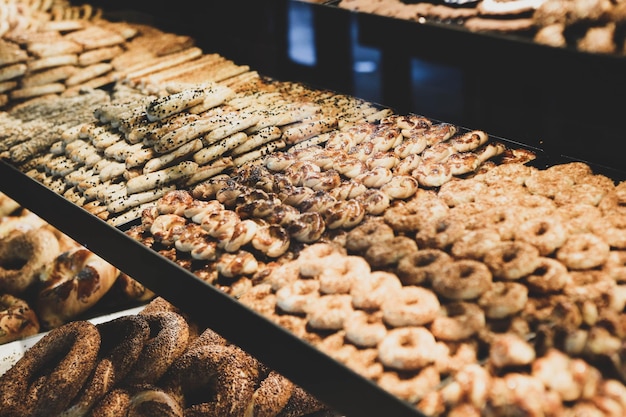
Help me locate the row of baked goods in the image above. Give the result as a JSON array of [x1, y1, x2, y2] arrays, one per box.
[[0, 191, 154, 344], [124, 157, 626, 416], [0, 296, 330, 417], [0, 0, 236, 105], [3, 1, 626, 416], [337, 0, 626, 55]]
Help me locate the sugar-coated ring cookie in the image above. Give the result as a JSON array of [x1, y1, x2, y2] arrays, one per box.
[[275, 279, 320, 314], [350, 270, 402, 310], [430, 302, 486, 341], [514, 216, 568, 256], [345, 217, 395, 253], [305, 294, 354, 330], [483, 241, 541, 280], [556, 233, 610, 270], [478, 281, 529, 319], [382, 286, 440, 327], [344, 310, 387, 348], [431, 259, 492, 300], [396, 249, 452, 286]]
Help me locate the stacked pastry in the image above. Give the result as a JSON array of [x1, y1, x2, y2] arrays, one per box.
[[338, 0, 626, 55], [126, 160, 626, 416], [0, 191, 154, 344], [1, 76, 389, 226], [0, 296, 329, 417]]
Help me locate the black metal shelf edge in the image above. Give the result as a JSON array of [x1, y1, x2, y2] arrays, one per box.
[[0, 160, 426, 417]]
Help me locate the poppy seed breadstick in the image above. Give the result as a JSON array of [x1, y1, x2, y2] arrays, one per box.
[[145, 85, 206, 122], [126, 161, 198, 194], [193, 132, 248, 165], [107, 186, 175, 214], [152, 113, 237, 154], [232, 139, 286, 167], [281, 116, 338, 145], [203, 112, 259, 144], [184, 156, 233, 186], [230, 126, 282, 157], [143, 138, 203, 173]]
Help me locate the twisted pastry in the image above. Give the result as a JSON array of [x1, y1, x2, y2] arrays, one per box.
[[35, 247, 119, 329]]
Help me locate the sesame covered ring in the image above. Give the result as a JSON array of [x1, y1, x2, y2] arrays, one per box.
[[124, 311, 190, 386], [160, 331, 261, 417], [0, 321, 101, 417], [59, 314, 151, 417]]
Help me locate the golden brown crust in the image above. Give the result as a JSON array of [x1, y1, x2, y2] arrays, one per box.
[[0, 320, 101, 417], [124, 311, 190, 385], [35, 247, 119, 329], [60, 315, 151, 417], [0, 227, 60, 294], [0, 293, 40, 344]]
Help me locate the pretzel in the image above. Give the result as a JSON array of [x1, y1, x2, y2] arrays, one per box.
[[64, 26, 126, 50], [153, 110, 246, 153], [38, 20, 86, 32], [125, 47, 204, 83], [104, 142, 144, 162], [187, 84, 234, 114], [126, 147, 155, 168], [108, 202, 156, 227], [232, 139, 286, 167], [145, 85, 207, 122], [246, 103, 320, 133], [0, 39, 28, 66], [0, 80, 17, 94], [184, 156, 233, 186], [141, 54, 226, 86], [98, 161, 126, 182], [88, 127, 123, 150], [203, 112, 259, 144], [27, 39, 83, 58]]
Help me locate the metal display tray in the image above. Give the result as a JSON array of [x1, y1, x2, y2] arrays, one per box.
[[2, 129, 625, 417], [0, 160, 424, 417]]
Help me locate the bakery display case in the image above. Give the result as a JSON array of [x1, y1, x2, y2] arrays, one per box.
[[2, 0, 626, 416]]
